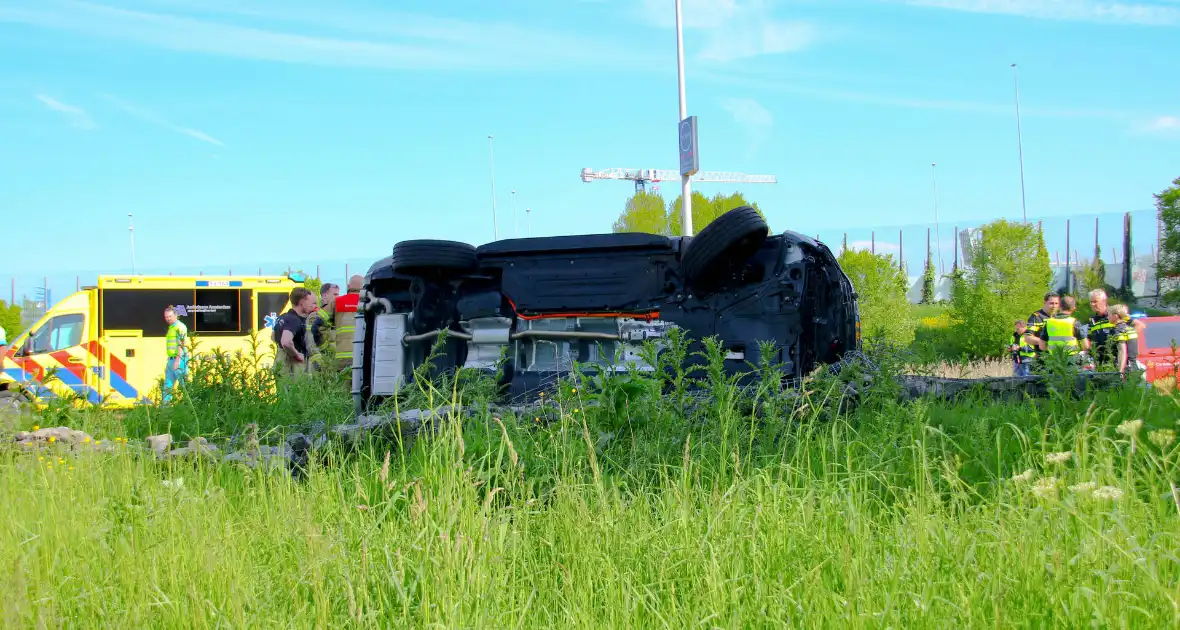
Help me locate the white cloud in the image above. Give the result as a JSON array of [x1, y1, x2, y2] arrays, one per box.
[[101, 94, 224, 146], [1, 0, 657, 72], [1130, 114, 1180, 137], [699, 70, 1154, 127], [893, 0, 1180, 25], [1147, 115, 1180, 131], [34, 94, 97, 129], [638, 0, 818, 61], [721, 97, 773, 153]]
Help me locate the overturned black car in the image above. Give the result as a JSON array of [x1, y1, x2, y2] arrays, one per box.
[[349, 206, 860, 412]]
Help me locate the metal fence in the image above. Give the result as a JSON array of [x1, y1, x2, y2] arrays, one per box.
[[816, 207, 1168, 304]]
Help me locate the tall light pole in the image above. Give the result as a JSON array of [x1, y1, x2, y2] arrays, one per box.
[[526, 207, 532, 237], [931, 163, 943, 276], [511, 189, 518, 238], [488, 134, 499, 240], [675, 0, 692, 236], [1011, 63, 1027, 223], [128, 213, 137, 274]]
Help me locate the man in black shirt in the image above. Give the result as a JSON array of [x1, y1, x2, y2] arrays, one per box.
[[274, 287, 318, 378]]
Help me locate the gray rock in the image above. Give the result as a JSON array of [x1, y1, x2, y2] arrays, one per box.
[[147, 434, 172, 455]]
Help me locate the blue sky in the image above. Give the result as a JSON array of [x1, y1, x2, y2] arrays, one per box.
[[1, 0, 1178, 300]]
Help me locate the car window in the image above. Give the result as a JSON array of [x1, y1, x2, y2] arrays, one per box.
[[25, 313, 85, 355], [1144, 321, 1180, 351]]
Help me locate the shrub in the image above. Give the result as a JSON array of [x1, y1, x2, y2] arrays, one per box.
[[837, 249, 915, 348], [949, 220, 1052, 358]]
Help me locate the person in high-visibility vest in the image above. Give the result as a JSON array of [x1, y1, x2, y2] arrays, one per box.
[[163, 306, 189, 403], [307, 283, 338, 371], [333, 275, 363, 371], [1108, 304, 1142, 377], [1023, 292, 1060, 363], [1028, 305, 1086, 368], [1009, 319, 1037, 377]]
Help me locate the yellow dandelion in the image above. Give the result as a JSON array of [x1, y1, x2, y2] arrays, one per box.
[[83, 436, 91, 443], [1149, 429, 1175, 450], [57, 458, 65, 465], [539, 391, 545, 397], [68, 466, 75, 471], [571, 388, 577, 394], [47, 436, 56, 443], [38, 456, 45, 462], [32, 425, 40, 431], [95, 440, 102, 445], [1011, 469, 1035, 482], [22, 441, 31, 447], [1045, 451, 1072, 466], [1117, 419, 1144, 438]]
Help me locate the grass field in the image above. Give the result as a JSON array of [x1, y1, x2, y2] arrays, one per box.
[[4, 335, 1180, 628]]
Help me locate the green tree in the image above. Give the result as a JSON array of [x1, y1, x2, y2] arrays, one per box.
[[666, 191, 767, 236], [949, 219, 1052, 358], [921, 252, 936, 304], [837, 248, 915, 347], [1079, 244, 1109, 296], [1155, 176, 1180, 305], [612, 191, 670, 235], [0, 299, 22, 341]]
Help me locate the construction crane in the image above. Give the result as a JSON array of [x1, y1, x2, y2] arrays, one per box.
[[580, 168, 777, 194]]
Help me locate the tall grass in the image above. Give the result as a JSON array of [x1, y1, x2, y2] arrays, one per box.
[[3, 338, 1180, 627]]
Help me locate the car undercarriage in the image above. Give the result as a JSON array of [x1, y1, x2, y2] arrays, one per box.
[[349, 206, 860, 412]]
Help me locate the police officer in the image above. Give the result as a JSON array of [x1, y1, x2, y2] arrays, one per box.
[[1086, 289, 1118, 369], [1023, 292, 1060, 362], [1029, 299, 1087, 365]]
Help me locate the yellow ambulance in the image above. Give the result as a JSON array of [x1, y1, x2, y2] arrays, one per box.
[[0, 274, 303, 409]]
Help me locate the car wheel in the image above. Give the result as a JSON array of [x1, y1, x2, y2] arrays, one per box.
[[391, 240, 478, 276], [680, 205, 769, 291]]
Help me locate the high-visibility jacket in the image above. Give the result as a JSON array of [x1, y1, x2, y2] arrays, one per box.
[[306, 305, 333, 369], [166, 321, 188, 360], [306, 306, 332, 348], [1044, 315, 1080, 352], [334, 292, 360, 368]]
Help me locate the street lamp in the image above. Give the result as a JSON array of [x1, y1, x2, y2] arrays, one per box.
[[511, 189, 518, 238], [675, 0, 692, 236], [931, 163, 943, 276], [526, 207, 532, 237], [488, 134, 499, 240], [1011, 63, 1028, 223], [128, 213, 137, 274]]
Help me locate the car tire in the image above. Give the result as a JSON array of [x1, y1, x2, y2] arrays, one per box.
[[391, 240, 478, 276], [680, 205, 769, 290]]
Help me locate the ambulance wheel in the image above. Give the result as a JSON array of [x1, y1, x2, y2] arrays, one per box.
[[392, 240, 478, 276], [681, 205, 769, 292]]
